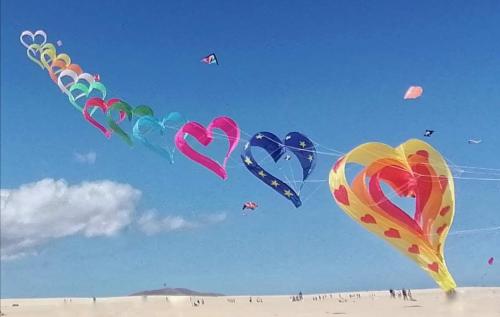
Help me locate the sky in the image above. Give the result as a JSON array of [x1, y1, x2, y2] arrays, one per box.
[[1, 0, 499, 298]]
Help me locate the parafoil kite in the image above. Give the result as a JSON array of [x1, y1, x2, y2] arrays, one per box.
[[201, 53, 218, 65], [329, 139, 456, 291], [241, 132, 316, 207], [175, 116, 240, 180], [488, 257, 494, 265], [404, 86, 423, 100]]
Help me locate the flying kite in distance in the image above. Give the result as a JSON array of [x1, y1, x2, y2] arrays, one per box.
[[468, 139, 482, 144], [488, 257, 494, 265], [201, 53, 218, 65], [94, 74, 100, 81], [424, 130, 434, 137], [242, 202, 258, 211], [56, 40, 63, 46], [404, 86, 423, 100]]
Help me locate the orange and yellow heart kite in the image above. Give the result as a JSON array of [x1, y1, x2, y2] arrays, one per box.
[[329, 139, 456, 291]]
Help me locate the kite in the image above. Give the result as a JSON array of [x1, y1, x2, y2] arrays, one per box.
[[201, 53, 218, 65], [468, 139, 482, 144], [404, 86, 423, 100], [133, 112, 187, 163], [488, 257, 494, 265], [241, 132, 316, 208], [329, 139, 456, 291], [424, 130, 434, 137], [94, 74, 100, 81], [175, 116, 240, 180], [57, 40, 63, 46], [242, 202, 258, 210]]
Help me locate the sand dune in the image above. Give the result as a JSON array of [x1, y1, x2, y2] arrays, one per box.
[[1, 287, 499, 317]]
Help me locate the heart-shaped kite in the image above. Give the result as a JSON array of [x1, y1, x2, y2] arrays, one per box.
[[68, 76, 107, 112], [133, 112, 187, 163], [26, 43, 54, 69], [329, 139, 456, 291], [20, 31, 48, 68], [175, 116, 240, 180], [241, 132, 316, 207], [83, 97, 127, 139], [20, 30, 47, 50]]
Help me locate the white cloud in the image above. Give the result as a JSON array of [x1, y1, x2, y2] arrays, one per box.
[[74, 151, 97, 164], [0, 179, 141, 260], [137, 210, 226, 235]]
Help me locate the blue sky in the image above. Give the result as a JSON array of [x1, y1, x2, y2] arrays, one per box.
[[1, 0, 499, 298]]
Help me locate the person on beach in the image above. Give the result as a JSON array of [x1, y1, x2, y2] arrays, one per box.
[[402, 289, 408, 300]]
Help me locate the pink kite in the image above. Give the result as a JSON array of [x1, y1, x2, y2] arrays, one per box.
[[404, 86, 423, 100], [175, 116, 240, 180], [488, 257, 494, 265]]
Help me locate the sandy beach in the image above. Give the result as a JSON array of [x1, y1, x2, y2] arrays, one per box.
[[1, 287, 498, 317]]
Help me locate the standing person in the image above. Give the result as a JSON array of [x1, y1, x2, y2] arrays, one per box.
[[402, 289, 407, 301], [408, 289, 413, 300]]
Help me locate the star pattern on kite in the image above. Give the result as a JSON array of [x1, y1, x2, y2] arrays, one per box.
[[271, 180, 280, 187], [244, 156, 253, 165], [258, 170, 267, 177], [284, 189, 294, 198], [256, 134, 264, 139], [299, 141, 307, 148]]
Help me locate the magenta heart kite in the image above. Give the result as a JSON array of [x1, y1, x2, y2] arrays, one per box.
[[175, 116, 240, 180]]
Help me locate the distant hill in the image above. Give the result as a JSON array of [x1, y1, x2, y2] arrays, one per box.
[[130, 287, 223, 297]]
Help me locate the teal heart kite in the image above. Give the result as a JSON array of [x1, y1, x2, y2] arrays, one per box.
[[132, 112, 187, 163]]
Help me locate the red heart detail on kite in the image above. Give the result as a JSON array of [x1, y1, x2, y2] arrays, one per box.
[[436, 224, 447, 235], [440, 206, 450, 216], [333, 185, 349, 206], [384, 228, 401, 239], [175, 117, 240, 180], [408, 244, 420, 254], [360, 214, 376, 224], [428, 262, 439, 273], [333, 156, 345, 173]]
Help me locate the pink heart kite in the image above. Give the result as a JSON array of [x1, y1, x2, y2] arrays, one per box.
[[175, 116, 240, 180]]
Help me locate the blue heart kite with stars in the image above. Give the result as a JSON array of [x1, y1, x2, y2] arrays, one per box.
[[241, 132, 317, 207]]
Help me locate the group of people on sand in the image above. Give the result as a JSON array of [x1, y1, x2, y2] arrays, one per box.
[[190, 297, 205, 307], [249, 296, 263, 303], [290, 291, 303, 302], [389, 288, 414, 300], [312, 293, 361, 303]]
